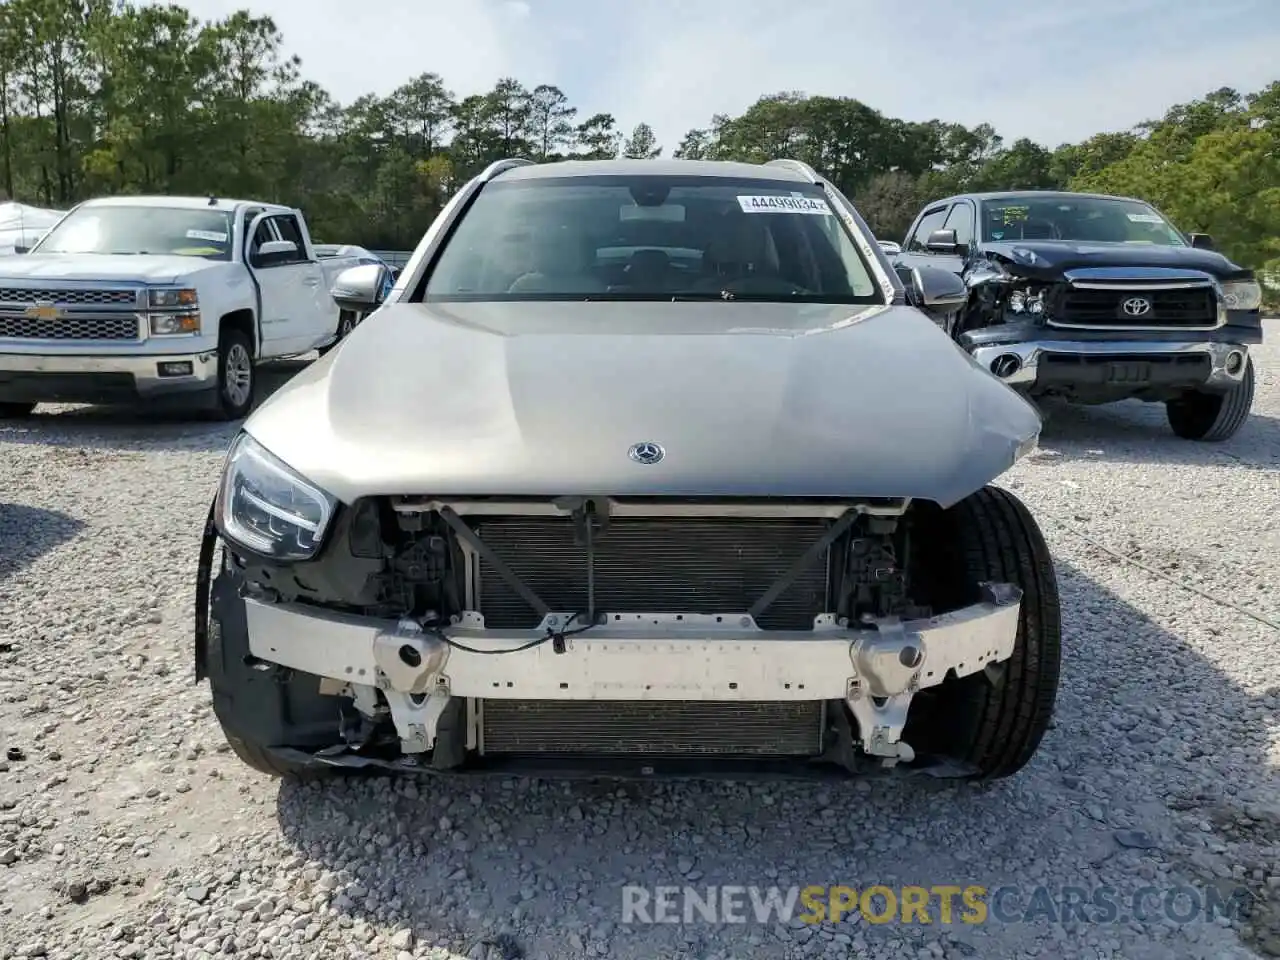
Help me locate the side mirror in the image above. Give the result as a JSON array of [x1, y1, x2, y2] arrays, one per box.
[[876, 240, 902, 256], [257, 239, 297, 257], [250, 238, 299, 268], [1190, 233, 1215, 250], [925, 229, 959, 253], [331, 263, 392, 312], [910, 266, 968, 312]]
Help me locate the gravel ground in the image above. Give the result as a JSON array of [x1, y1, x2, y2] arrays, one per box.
[[2, 329, 1279, 960]]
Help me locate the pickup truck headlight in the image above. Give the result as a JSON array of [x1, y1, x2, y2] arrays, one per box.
[[148, 287, 201, 335], [149, 287, 198, 308], [1221, 280, 1262, 311], [149, 312, 200, 335], [216, 433, 336, 561]]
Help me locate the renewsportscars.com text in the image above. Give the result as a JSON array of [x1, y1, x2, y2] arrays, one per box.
[[620, 884, 1250, 926]]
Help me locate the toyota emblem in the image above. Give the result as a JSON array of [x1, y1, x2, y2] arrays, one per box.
[[628, 442, 665, 465], [1122, 297, 1152, 317]]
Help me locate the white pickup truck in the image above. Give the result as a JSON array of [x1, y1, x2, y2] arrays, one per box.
[[0, 195, 364, 420]]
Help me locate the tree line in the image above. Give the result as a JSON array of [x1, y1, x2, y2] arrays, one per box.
[[1, 0, 1276, 288]]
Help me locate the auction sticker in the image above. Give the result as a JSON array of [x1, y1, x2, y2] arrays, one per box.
[[1126, 213, 1165, 224], [186, 229, 228, 242], [738, 195, 830, 215]]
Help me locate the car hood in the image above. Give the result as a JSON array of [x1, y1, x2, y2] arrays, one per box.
[[244, 300, 1041, 508], [0, 253, 221, 284], [975, 240, 1250, 281]]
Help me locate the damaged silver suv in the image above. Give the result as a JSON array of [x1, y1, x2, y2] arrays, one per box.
[[195, 157, 1061, 782]]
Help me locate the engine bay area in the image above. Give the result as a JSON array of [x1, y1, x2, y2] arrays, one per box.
[[214, 495, 1023, 775]]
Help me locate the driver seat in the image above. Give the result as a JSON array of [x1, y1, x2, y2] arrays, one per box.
[[693, 213, 778, 290], [507, 228, 605, 294]]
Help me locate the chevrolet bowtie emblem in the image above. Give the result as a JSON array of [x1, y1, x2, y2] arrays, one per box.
[[24, 301, 62, 321]]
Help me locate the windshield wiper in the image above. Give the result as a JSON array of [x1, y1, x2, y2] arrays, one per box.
[[669, 291, 737, 301], [579, 291, 738, 302]]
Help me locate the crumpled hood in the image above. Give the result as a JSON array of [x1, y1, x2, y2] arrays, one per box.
[[0, 253, 219, 284], [977, 240, 1249, 281], [244, 300, 1042, 508]]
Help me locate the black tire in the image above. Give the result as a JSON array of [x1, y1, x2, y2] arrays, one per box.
[[317, 311, 356, 357], [222, 730, 330, 780], [205, 567, 342, 781], [213, 327, 255, 421], [0, 402, 36, 419], [1165, 356, 1255, 441], [904, 485, 1062, 780]]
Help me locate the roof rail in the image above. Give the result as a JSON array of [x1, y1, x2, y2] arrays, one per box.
[[479, 158, 536, 182], [765, 158, 822, 184]]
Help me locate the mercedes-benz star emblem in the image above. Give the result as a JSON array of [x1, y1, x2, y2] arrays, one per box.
[[1122, 297, 1153, 317], [628, 442, 665, 465]]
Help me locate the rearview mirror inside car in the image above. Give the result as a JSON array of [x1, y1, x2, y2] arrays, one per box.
[[331, 263, 392, 312], [910, 266, 968, 313]]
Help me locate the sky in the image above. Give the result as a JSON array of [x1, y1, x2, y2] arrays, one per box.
[[174, 0, 1279, 153]]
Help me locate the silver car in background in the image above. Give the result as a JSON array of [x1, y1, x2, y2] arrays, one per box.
[[196, 157, 1060, 786]]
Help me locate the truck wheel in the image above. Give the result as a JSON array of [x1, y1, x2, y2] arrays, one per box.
[[904, 485, 1062, 780], [317, 311, 356, 357], [0, 402, 36, 419], [214, 328, 256, 420], [1165, 356, 1254, 441]]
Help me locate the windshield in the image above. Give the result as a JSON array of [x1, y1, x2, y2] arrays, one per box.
[[34, 206, 235, 260], [425, 175, 880, 303], [979, 196, 1187, 246]]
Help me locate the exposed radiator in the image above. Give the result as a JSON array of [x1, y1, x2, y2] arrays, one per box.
[[479, 700, 826, 756], [471, 516, 832, 630]]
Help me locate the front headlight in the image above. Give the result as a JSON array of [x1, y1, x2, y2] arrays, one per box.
[[216, 433, 336, 561], [149, 312, 200, 335], [1221, 280, 1262, 311], [149, 287, 198, 308]]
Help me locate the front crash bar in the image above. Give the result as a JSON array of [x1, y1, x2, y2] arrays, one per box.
[[243, 585, 1023, 764]]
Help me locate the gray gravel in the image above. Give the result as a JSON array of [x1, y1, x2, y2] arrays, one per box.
[[2, 335, 1279, 960]]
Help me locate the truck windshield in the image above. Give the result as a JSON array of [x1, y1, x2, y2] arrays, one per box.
[[33, 206, 235, 260], [425, 175, 881, 303], [980, 195, 1187, 246]]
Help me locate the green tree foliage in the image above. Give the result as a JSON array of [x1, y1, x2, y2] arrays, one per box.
[[622, 122, 660, 159], [0, 1, 1274, 276]]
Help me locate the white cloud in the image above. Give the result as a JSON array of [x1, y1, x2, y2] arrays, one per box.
[[163, 0, 1277, 153], [176, 0, 549, 102]]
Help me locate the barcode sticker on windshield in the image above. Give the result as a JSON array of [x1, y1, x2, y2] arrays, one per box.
[[186, 229, 227, 242], [1126, 213, 1164, 224], [738, 195, 830, 215]]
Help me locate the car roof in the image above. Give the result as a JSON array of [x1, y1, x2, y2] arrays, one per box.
[[494, 158, 815, 184], [79, 195, 289, 214], [937, 189, 1146, 206]]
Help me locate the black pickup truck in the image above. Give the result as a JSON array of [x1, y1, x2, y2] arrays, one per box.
[[893, 190, 1264, 441]]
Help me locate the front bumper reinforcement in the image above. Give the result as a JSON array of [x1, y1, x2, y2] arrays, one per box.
[[244, 582, 1023, 766]]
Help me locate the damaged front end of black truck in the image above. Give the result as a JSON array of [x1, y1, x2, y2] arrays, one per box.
[[893, 190, 1264, 441]]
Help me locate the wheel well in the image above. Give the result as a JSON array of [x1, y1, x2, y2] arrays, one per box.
[[219, 309, 257, 357]]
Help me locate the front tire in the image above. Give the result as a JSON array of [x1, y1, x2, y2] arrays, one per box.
[[205, 568, 341, 781], [1165, 356, 1255, 441], [0, 402, 36, 419], [905, 485, 1062, 780], [213, 328, 255, 421], [317, 311, 356, 357]]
